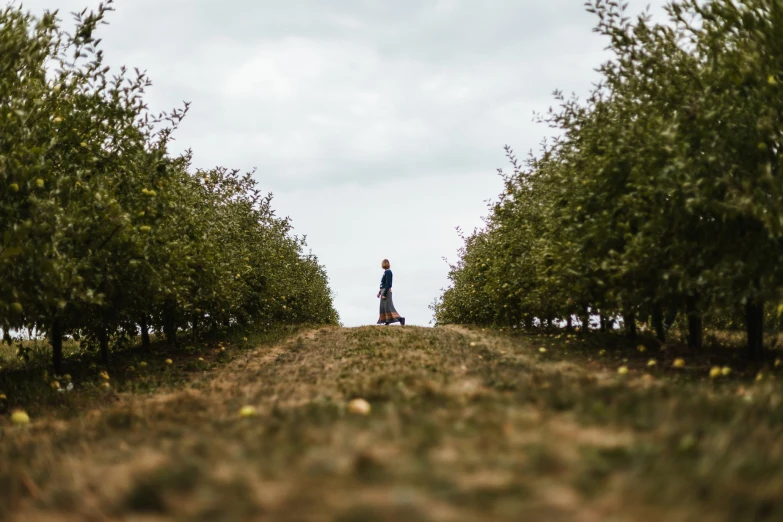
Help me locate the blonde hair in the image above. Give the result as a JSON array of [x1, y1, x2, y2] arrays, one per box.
[[381, 259, 390, 269]]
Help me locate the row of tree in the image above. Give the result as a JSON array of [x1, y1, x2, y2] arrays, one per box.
[[434, 0, 783, 358], [1, 2, 339, 373]]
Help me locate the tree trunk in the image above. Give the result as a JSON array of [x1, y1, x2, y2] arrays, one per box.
[[685, 296, 702, 350], [524, 316, 533, 330], [192, 312, 199, 342], [51, 318, 63, 375], [687, 314, 703, 351], [566, 315, 573, 331], [746, 298, 764, 360], [600, 314, 607, 333], [140, 316, 151, 350], [99, 324, 109, 364], [163, 299, 177, 345], [581, 306, 590, 334], [623, 311, 636, 339], [652, 303, 666, 343]]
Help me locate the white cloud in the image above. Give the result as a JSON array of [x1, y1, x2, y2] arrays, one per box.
[[15, 0, 672, 326]]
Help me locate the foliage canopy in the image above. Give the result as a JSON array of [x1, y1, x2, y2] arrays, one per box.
[[434, 0, 783, 358], [0, 2, 339, 372]]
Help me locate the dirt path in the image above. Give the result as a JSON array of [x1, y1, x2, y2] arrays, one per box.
[[3, 326, 782, 521]]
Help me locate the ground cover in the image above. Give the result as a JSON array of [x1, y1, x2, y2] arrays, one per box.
[[2, 325, 782, 521]]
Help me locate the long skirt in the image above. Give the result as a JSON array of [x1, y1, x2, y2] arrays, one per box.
[[377, 291, 402, 324]]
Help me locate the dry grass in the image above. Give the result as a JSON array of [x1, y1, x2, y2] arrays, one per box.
[[0, 337, 82, 370], [1, 325, 783, 521]]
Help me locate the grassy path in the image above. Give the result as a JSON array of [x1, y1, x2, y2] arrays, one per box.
[[2, 326, 783, 521]]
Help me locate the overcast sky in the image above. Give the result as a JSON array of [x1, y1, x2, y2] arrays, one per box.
[[16, 0, 669, 327]]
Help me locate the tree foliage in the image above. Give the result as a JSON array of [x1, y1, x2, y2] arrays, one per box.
[[434, 0, 783, 358], [0, 3, 339, 372]]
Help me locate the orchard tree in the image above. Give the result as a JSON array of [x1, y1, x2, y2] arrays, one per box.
[[1, 3, 339, 373], [436, 0, 783, 359]]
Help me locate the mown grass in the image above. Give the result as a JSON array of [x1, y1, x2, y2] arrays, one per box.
[[2, 325, 783, 521], [0, 325, 305, 424]]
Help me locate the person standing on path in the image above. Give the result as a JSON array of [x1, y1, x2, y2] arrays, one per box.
[[377, 259, 405, 326]]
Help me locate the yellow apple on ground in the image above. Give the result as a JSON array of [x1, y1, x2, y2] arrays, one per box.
[[11, 411, 30, 425], [239, 406, 256, 417], [348, 398, 371, 415]]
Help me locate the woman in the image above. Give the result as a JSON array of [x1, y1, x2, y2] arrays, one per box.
[[377, 259, 405, 326]]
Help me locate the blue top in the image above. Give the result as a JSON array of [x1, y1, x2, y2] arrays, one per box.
[[380, 269, 393, 290]]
